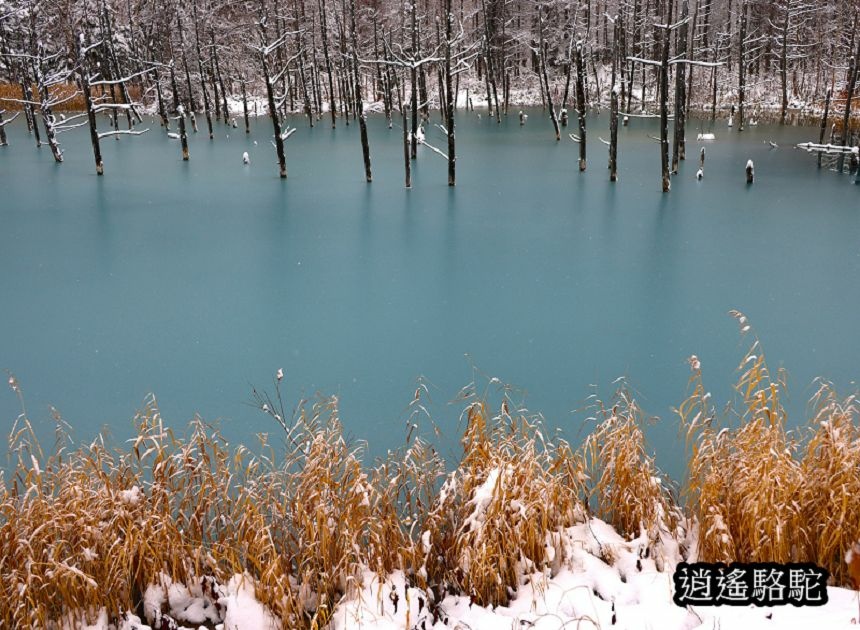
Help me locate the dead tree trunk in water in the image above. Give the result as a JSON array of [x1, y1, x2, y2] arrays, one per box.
[[671, 0, 688, 173], [154, 68, 170, 129], [737, 0, 747, 132], [22, 74, 41, 146], [190, 0, 214, 138], [818, 86, 831, 168], [1, 19, 36, 141], [0, 110, 9, 146], [177, 11, 198, 132], [17, 72, 33, 138], [610, 85, 619, 181], [295, 1, 315, 129], [778, 1, 790, 125], [609, 17, 619, 181], [170, 65, 190, 160], [410, 0, 419, 158], [658, 0, 673, 191], [538, 5, 560, 141], [396, 73, 411, 188], [444, 0, 456, 185], [479, 0, 500, 122], [100, 0, 138, 128], [838, 32, 860, 173], [76, 35, 104, 175], [574, 40, 587, 171], [561, 36, 573, 126], [262, 52, 287, 177], [319, 0, 337, 127], [242, 80, 251, 133], [34, 55, 63, 162], [349, 0, 372, 182], [211, 31, 229, 124]]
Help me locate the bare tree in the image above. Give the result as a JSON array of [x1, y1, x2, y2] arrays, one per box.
[[170, 63, 190, 160], [574, 39, 587, 171], [252, 0, 300, 178], [837, 20, 860, 173], [671, 0, 689, 173], [348, 0, 371, 181]]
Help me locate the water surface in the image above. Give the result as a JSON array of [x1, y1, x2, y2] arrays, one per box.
[[1, 110, 858, 479]]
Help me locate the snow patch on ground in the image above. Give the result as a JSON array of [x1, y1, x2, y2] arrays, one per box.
[[331, 517, 860, 630], [46, 519, 860, 629]]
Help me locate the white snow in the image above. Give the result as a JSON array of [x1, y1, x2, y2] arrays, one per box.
[[219, 573, 279, 630], [42, 520, 860, 630], [118, 485, 142, 506], [329, 517, 860, 630], [463, 466, 503, 533]]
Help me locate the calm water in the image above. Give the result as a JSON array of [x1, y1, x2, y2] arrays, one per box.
[[1, 110, 858, 480]]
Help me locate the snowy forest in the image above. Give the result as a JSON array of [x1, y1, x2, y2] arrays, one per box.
[[1, 0, 859, 186]]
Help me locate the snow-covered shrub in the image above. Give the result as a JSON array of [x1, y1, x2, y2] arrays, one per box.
[[583, 388, 684, 563], [681, 312, 806, 566], [799, 382, 860, 585], [418, 388, 589, 606]]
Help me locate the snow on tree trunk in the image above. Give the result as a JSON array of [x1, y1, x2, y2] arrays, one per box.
[[538, 5, 560, 142], [77, 35, 104, 175], [348, 0, 372, 182], [170, 65, 190, 161], [658, 0, 673, 192], [737, 0, 747, 132], [190, 0, 214, 139], [574, 41, 587, 172]]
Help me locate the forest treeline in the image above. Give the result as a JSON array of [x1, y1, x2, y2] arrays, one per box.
[[0, 0, 858, 185]]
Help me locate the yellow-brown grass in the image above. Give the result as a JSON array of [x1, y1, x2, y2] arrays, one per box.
[[584, 390, 683, 552], [420, 390, 588, 606], [0, 83, 144, 112], [1, 322, 859, 627], [679, 313, 804, 564], [798, 382, 860, 584], [680, 311, 860, 584]]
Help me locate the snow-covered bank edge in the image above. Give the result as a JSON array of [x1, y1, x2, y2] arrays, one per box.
[[55, 516, 860, 630]]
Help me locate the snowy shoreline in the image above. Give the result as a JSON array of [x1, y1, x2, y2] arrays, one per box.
[[58, 516, 860, 630], [5, 331, 860, 630]]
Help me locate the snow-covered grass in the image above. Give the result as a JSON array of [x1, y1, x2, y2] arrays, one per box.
[[2, 314, 860, 629]]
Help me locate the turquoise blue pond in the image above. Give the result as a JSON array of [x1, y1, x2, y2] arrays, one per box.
[[1, 110, 858, 479]]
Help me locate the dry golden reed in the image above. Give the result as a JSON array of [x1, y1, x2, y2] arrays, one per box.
[[584, 389, 683, 550], [418, 383, 589, 607], [1, 318, 859, 627], [679, 311, 860, 584]]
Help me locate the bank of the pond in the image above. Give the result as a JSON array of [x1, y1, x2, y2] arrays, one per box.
[[3, 360, 860, 629]]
